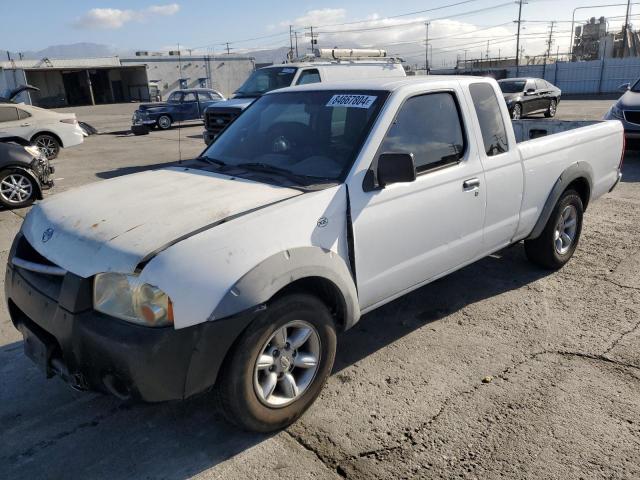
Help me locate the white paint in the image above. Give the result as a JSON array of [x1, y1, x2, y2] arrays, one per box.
[[0, 103, 84, 148], [18, 76, 624, 331]]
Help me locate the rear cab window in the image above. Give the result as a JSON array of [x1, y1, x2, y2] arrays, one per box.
[[378, 91, 466, 173], [297, 69, 321, 85], [469, 83, 509, 157]]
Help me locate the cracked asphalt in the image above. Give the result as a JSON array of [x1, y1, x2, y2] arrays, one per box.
[[1, 100, 639, 479]]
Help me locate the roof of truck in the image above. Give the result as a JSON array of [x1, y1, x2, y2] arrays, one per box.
[[272, 75, 492, 94]]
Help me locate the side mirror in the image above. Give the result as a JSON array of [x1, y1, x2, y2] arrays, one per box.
[[377, 153, 416, 188], [525, 88, 536, 95], [619, 83, 631, 92]]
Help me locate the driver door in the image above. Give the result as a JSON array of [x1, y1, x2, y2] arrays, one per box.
[[349, 89, 486, 310], [179, 92, 199, 121]]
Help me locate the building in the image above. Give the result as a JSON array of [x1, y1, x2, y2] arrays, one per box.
[[572, 17, 640, 60], [0, 53, 254, 108]]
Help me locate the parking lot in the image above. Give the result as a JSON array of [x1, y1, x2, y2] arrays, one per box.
[[1, 98, 639, 479]]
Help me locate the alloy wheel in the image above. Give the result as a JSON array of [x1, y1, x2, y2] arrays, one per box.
[[35, 136, 58, 159], [253, 320, 321, 408], [0, 173, 33, 205], [554, 205, 578, 255]]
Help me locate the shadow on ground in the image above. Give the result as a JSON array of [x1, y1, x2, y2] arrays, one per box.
[[0, 244, 550, 479]]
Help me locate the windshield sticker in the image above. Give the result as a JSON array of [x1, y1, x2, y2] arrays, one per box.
[[326, 94, 378, 109], [280, 68, 296, 74]]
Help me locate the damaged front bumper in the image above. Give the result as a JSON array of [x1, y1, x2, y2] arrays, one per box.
[[5, 234, 256, 402]]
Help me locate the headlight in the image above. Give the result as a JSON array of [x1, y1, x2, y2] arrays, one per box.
[[24, 145, 44, 159], [609, 104, 624, 119], [93, 273, 174, 327]]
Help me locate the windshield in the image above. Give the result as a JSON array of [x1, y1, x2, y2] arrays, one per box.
[[202, 90, 388, 182], [498, 81, 526, 93], [167, 91, 183, 103], [234, 67, 298, 97]]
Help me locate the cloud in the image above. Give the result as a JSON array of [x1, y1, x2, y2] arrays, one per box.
[[280, 8, 347, 28], [75, 3, 180, 29]]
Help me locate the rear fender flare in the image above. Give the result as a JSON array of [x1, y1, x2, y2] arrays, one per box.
[[527, 162, 593, 240], [211, 246, 361, 329]]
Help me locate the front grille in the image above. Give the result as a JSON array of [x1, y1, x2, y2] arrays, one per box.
[[13, 236, 64, 300], [205, 109, 240, 134], [624, 110, 640, 125]]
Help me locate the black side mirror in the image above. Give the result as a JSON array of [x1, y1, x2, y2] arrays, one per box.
[[526, 88, 536, 95], [377, 153, 416, 188], [619, 83, 631, 92]]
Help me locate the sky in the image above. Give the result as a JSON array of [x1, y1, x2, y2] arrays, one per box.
[[1, 0, 638, 67]]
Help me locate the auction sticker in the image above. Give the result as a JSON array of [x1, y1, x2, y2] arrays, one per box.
[[326, 94, 378, 109]]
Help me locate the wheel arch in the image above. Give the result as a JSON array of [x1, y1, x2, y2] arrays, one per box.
[[31, 131, 63, 148], [527, 162, 593, 240], [211, 247, 361, 332]]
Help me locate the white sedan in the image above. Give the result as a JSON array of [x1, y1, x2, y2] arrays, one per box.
[[0, 103, 84, 159]]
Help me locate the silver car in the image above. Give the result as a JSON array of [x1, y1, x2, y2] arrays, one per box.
[[604, 80, 640, 147]]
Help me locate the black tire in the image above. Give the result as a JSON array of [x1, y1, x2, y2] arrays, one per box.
[[544, 98, 557, 118], [156, 115, 172, 130], [32, 134, 60, 160], [511, 103, 523, 120], [0, 168, 37, 209], [218, 293, 337, 432], [525, 189, 583, 269]]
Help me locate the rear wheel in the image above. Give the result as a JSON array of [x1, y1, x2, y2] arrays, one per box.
[[0, 169, 37, 209], [218, 293, 336, 432], [511, 103, 522, 120], [157, 115, 172, 130], [545, 99, 557, 118], [525, 189, 583, 269], [32, 134, 60, 160]]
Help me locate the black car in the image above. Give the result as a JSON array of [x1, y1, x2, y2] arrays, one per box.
[[0, 140, 54, 209], [498, 78, 561, 120]]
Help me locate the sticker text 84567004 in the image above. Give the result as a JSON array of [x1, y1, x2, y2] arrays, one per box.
[[326, 95, 378, 109]]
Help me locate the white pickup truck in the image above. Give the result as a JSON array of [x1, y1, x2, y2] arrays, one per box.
[[6, 77, 623, 432]]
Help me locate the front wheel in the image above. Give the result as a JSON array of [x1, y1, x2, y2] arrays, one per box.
[[217, 294, 337, 432], [511, 103, 522, 120], [156, 115, 172, 130], [545, 99, 557, 118], [0, 169, 37, 209], [525, 189, 583, 269]]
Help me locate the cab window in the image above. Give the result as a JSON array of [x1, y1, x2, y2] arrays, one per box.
[[469, 83, 509, 157], [182, 92, 197, 102], [297, 69, 321, 85], [379, 92, 466, 173]]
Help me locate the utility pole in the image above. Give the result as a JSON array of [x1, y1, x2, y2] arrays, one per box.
[[289, 25, 294, 61], [486, 40, 490, 66], [295, 31, 299, 58], [464, 49, 468, 71], [515, 0, 525, 75], [623, 0, 632, 56], [543, 21, 555, 79], [309, 26, 317, 53], [225, 42, 230, 55], [425, 22, 430, 73]]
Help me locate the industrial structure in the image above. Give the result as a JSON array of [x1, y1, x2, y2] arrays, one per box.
[[572, 16, 640, 61], [0, 53, 254, 108]]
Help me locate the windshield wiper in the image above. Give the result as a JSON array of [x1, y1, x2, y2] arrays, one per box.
[[235, 162, 312, 183], [196, 156, 227, 168]]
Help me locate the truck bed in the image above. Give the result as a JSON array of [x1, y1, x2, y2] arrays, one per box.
[[512, 119, 601, 143]]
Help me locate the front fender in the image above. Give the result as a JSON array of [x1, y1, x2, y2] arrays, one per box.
[[211, 246, 361, 329]]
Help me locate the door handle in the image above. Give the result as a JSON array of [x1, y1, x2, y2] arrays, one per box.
[[20, 123, 31, 127], [463, 178, 480, 191]]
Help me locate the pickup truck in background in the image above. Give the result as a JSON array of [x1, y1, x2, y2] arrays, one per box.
[[6, 77, 623, 432], [202, 48, 406, 144], [131, 88, 225, 135]]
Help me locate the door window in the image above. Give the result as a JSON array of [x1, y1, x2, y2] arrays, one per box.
[[0, 107, 19, 123], [469, 83, 509, 157], [379, 92, 466, 173], [17, 109, 31, 119], [535, 79, 547, 90], [182, 92, 197, 102], [525, 80, 536, 92], [297, 69, 321, 85]]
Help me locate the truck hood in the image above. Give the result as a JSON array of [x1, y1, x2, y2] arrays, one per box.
[[21, 167, 302, 278], [207, 97, 255, 110], [617, 90, 640, 110]]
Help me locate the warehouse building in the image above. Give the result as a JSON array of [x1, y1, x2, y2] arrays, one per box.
[[0, 53, 254, 108]]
